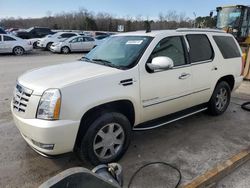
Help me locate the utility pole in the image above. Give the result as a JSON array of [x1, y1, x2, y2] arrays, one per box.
[[193, 12, 196, 28]]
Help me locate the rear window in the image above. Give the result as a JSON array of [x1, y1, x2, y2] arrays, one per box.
[[4, 36, 16, 41], [186, 34, 214, 63], [213, 36, 241, 59]]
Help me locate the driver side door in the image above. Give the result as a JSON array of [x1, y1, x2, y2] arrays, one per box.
[[139, 36, 192, 122]]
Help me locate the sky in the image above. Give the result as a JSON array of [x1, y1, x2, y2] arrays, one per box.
[[0, 0, 250, 20]]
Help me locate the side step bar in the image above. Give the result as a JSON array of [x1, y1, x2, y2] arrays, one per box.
[[133, 104, 208, 131]]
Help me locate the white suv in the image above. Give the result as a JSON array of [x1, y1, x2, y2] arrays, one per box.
[[12, 29, 243, 164], [37, 32, 79, 50]]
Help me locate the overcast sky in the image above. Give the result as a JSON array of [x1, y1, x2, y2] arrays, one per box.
[[0, 0, 249, 19]]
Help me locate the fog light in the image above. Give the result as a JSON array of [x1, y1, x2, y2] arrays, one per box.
[[31, 139, 54, 150]]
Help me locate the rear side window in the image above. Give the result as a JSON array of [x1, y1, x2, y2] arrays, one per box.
[[186, 34, 213, 63], [61, 33, 77, 38], [85, 37, 94, 41], [213, 36, 241, 59], [4, 36, 16, 41]]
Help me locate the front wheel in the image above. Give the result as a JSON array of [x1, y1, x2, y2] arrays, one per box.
[[208, 81, 231, 116], [61, 46, 70, 54], [77, 112, 131, 165]]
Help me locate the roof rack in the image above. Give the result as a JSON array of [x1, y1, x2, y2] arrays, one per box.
[[176, 28, 226, 33]]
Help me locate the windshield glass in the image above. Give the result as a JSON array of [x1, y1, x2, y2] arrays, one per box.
[[217, 7, 242, 29], [84, 36, 152, 69], [26, 27, 34, 32]]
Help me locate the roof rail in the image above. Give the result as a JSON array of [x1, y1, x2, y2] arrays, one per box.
[[176, 28, 226, 33]]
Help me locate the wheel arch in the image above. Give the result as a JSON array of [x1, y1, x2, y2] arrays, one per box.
[[74, 99, 135, 150], [61, 46, 71, 53], [216, 75, 235, 91], [12, 46, 25, 53]]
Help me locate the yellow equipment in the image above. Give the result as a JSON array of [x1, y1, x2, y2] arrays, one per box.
[[216, 5, 250, 79]]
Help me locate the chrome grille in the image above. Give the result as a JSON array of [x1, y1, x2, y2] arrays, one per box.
[[13, 83, 33, 113]]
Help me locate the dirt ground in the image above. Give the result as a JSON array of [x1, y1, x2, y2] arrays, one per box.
[[0, 50, 250, 188]]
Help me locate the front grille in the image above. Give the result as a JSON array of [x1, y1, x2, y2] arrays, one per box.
[[13, 83, 33, 113]]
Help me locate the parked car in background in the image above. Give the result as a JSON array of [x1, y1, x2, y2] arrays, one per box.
[[50, 35, 95, 54], [95, 34, 110, 40], [15, 27, 55, 39], [94, 35, 111, 47], [6, 28, 19, 34], [37, 32, 79, 50], [0, 27, 7, 34], [0, 34, 32, 55]]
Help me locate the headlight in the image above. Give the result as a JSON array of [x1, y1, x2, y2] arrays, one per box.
[[37, 89, 61, 120]]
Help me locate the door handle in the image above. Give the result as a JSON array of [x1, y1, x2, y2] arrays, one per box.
[[179, 73, 191, 79]]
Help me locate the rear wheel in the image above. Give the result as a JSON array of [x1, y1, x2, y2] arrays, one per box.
[[208, 81, 231, 116], [13, 46, 24, 55], [61, 46, 70, 54], [77, 112, 131, 165]]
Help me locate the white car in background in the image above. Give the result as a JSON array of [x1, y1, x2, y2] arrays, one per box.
[[50, 35, 95, 54], [0, 34, 32, 55], [37, 32, 79, 50]]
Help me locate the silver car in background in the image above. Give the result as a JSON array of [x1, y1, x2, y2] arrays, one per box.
[[0, 34, 32, 55], [50, 35, 96, 54]]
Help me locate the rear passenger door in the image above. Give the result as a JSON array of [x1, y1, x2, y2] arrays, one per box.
[[83, 37, 95, 51], [186, 34, 217, 106]]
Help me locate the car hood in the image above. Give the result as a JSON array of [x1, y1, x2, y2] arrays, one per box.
[[18, 61, 121, 95]]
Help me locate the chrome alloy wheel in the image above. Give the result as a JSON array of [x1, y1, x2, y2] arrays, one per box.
[[14, 47, 24, 55], [215, 87, 228, 111], [93, 123, 125, 159]]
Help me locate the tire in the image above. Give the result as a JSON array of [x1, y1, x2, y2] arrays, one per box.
[[13, 46, 25, 56], [46, 42, 53, 50], [61, 46, 70, 54], [207, 81, 231, 116], [33, 41, 38, 49], [77, 112, 131, 165]]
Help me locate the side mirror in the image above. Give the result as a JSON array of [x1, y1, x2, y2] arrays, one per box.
[[147, 56, 174, 71]]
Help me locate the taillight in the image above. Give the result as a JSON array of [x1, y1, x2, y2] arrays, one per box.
[[241, 53, 246, 76]]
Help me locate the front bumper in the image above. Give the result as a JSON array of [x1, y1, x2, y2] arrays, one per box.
[[12, 107, 80, 155], [50, 45, 61, 53], [37, 41, 46, 48]]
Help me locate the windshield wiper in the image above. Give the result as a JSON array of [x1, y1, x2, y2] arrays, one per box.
[[92, 58, 119, 68], [92, 58, 112, 64], [79, 56, 92, 62]]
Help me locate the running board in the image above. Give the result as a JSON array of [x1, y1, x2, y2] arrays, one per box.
[[133, 104, 208, 131]]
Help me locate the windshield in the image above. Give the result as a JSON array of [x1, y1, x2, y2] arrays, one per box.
[[84, 36, 152, 69], [217, 7, 242, 29], [26, 27, 34, 32]]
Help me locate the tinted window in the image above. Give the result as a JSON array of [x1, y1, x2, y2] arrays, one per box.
[[61, 33, 77, 38], [186, 34, 213, 63], [149, 36, 186, 67], [4, 36, 16, 41], [0, 28, 6, 34], [85, 37, 94, 41], [70, 37, 84, 43], [0, 35, 2, 41], [213, 36, 241, 59]]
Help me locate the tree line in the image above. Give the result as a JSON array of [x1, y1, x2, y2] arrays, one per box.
[[0, 8, 216, 31]]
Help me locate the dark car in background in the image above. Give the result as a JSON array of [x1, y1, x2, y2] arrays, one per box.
[[16, 27, 56, 39], [0, 27, 7, 34]]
